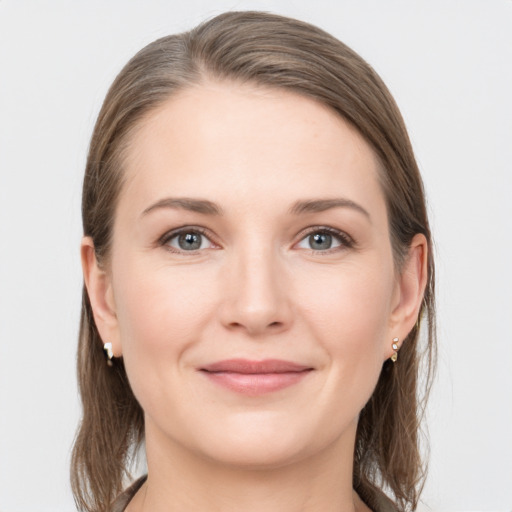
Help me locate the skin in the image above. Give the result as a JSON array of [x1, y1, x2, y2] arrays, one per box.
[[82, 82, 427, 512]]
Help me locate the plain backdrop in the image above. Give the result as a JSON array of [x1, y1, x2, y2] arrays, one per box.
[[0, 1, 511, 511]]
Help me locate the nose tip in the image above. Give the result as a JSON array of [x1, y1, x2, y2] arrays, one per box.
[[219, 253, 292, 337]]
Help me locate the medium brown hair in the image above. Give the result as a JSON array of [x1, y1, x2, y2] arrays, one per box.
[[72, 11, 436, 512]]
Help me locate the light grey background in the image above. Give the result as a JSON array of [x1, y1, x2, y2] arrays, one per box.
[[1, 1, 511, 511]]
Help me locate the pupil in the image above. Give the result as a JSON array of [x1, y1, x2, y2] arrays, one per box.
[[310, 233, 332, 250], [179, 232, 201, 250]]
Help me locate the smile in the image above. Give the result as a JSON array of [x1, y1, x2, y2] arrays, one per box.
[[199, 359, 314, 395]]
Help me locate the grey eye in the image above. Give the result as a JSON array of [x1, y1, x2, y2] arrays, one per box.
[[167, 231, 212, 251], [296, 230, 343, 251], [308, 233, 333, 250], [178, 232, 202, 250]]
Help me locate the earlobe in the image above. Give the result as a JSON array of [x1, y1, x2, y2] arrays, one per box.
[[80, 237, 122, 356], [388, 233, 428, 351]]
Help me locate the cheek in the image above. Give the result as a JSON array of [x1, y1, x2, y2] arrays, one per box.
[[111, 259, 219, 398], [114, 258, 216, 344], [110, 259, 227, 432], [299, 260, 394, 344], [296, 259, 394, 399]]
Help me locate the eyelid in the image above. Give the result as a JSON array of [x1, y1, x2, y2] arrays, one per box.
[[158, 226, 219, 253], [294, 226, 355, 252]]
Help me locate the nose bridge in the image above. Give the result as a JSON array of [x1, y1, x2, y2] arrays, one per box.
[[221, 235, 291, 335]]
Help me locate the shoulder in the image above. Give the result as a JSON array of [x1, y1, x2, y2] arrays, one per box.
[[372, 493, 400, 512], [357, 485, 399, 512], [111, 475, 147, 512]]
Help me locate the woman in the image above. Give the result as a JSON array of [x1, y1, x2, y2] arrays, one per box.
[[72, 11, 435, 512]]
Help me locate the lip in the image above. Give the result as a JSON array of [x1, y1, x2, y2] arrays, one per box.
[[199, 359, 313, 395]]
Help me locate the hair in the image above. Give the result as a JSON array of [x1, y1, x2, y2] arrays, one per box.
[[72, 11, 436, 512]]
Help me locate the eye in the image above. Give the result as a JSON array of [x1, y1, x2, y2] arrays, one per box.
[[295, 228, 353, 252], [161, 228, 216, 253]]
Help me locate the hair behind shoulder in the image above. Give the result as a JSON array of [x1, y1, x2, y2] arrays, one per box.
[[72, 11, 436, 512]]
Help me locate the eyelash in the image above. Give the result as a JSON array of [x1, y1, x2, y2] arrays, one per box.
[[298, 226, 355, 254], [158, 226, 215, 253], [158, 225, 355, 255]]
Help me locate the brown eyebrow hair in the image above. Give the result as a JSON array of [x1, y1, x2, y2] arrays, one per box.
[[142, 197, 223, 216], [288, 198, 371, 219], [142, 196, 370, 220]]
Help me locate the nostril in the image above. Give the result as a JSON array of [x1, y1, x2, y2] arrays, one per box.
[[227, 320, 283, 333]]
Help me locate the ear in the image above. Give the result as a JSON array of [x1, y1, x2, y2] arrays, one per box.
[[387, 233, 428, 357], [81, 236, 122, 357]]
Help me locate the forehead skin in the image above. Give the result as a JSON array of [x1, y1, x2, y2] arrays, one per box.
[[116, 81, 387, 238]]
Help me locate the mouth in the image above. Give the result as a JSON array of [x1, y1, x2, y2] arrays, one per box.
[[199, 359, 314, 395]]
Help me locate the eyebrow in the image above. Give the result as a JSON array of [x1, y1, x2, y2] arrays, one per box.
[[141, 196, 370, 220], [142, 197, 223, 217], [288, 198, 371, 220]]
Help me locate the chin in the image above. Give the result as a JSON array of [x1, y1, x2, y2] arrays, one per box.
[[199, 436, 312, 470], [179, 410, 350, 471]]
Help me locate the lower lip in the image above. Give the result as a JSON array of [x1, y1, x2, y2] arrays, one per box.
[[201, 370, 312, 395]]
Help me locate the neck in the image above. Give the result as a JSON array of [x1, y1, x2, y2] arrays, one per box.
[[129, 419, 369, 512]]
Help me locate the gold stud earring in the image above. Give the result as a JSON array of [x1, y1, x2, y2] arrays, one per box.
[[391, 337, 399, 363], [103, 342, 114, 367]]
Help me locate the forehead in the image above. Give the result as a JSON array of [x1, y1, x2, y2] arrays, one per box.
[[119, 81, 384, 215]]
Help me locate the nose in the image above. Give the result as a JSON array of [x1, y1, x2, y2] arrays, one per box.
[[219, 246, 293, 337]]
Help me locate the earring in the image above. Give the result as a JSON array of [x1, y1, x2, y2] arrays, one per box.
[[391, 337, 399, 363], [103, 342, 114, 367]]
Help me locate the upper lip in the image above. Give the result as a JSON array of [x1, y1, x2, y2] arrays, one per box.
[[200, 359, 313, 374]]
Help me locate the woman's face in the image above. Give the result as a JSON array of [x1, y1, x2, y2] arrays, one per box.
[[86, 82, 419, 468]]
